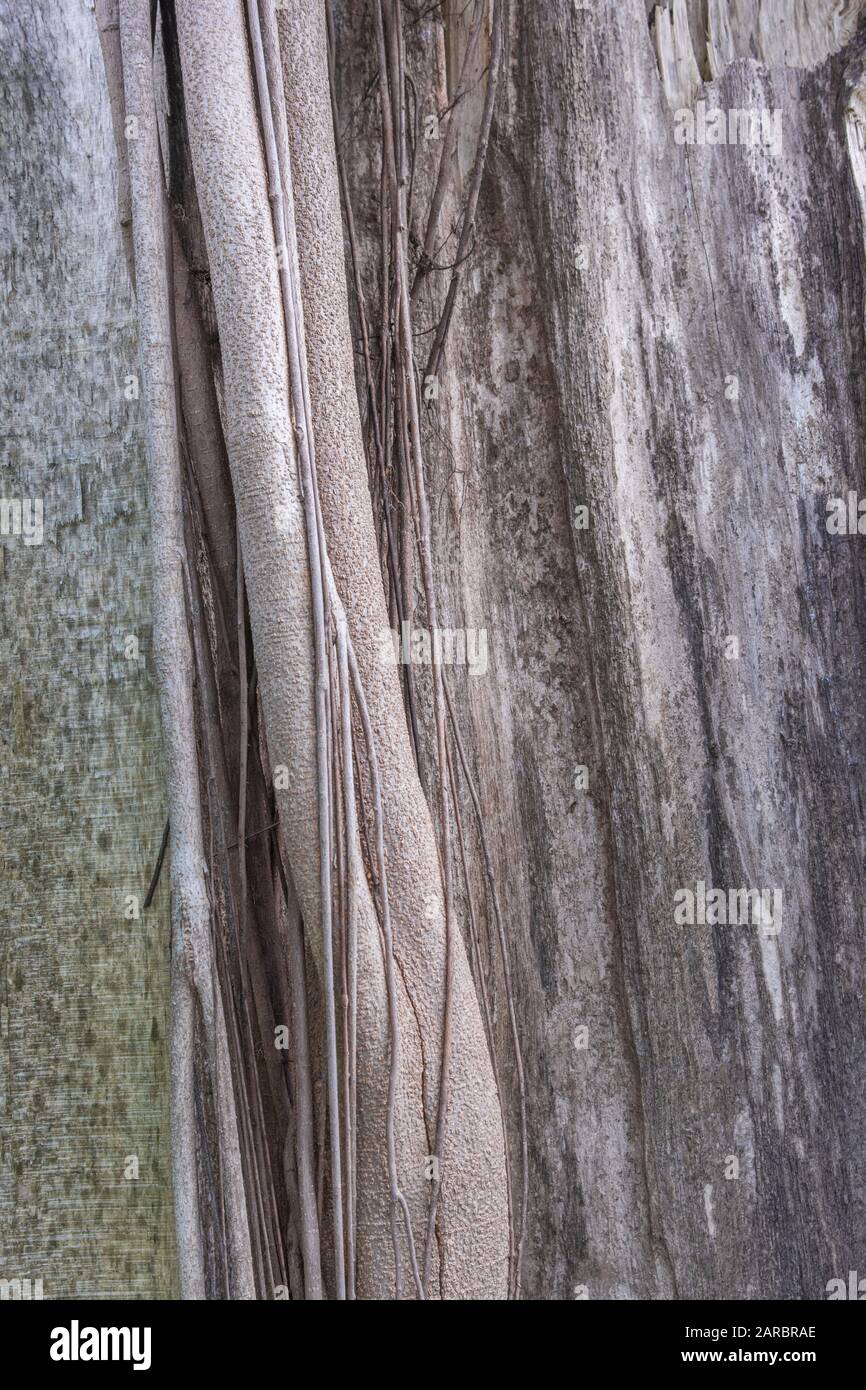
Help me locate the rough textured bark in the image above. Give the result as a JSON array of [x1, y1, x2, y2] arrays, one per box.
[[277, 0, 509, 1299], [169, 0, 508, 1299], [0, 0, 175, 1298], [329, 0, 866, 1298], [6, 0, 866, 1302]]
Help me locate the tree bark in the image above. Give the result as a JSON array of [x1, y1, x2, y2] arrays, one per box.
[[330, 0, 866, 1298], [0, 0, 175, 1298], [5, 0, 866, 1302]]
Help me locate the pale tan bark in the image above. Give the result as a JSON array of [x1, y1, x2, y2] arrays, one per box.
[[172, 0, 425, 1300], [168, 0, 509, 1297], [277, 0, 509, 1299], [118, 0, 254, 1300]]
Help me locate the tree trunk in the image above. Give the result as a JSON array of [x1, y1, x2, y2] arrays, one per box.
[[0, 0, 175, 1299], [330, 0, 866, 1299], [4, 0, 866, 1302]]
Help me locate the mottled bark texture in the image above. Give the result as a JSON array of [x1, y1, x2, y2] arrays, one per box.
[[72, 0, 512, 1299], [276, 0, 509, 1298], [6, 0, 866, 1301], [328, 0, 866, 1298], [0, 0, 175, 1298]]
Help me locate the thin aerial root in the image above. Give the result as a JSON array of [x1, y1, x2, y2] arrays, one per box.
[[443, 675, 527, 1299], [246, 0, 345, 1299]]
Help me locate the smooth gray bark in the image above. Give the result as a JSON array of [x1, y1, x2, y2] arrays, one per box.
[[334, 0, 866, 1298], [0, 0, 175, 1298]]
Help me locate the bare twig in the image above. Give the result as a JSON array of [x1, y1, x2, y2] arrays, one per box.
[[411, 0, 484, 298], [143, 816, 170, 909]]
